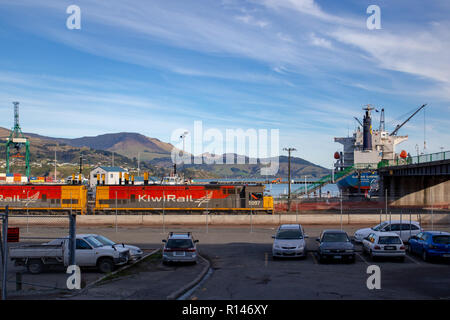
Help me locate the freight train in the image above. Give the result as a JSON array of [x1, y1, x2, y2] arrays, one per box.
[[0, 183, 273, 214], [0, 185, 88, 214]]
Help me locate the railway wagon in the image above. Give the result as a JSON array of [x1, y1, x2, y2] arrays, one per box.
[[94, 184, 274, 214], [0, 185, 87, 214]]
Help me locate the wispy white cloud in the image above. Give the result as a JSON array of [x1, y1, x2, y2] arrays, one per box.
[[1, 0, 449, 166]]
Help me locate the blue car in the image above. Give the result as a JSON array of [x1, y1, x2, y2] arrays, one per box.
[[408, 231, 450, 261]]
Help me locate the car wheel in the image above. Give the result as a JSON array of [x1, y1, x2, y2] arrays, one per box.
[[97, 257, 115, 273], [27, 259, 44, 274]]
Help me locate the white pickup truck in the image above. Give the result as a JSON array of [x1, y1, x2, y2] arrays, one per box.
[[9, 234, 130, 274]]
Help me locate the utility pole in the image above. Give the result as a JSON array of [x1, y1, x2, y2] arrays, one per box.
[[54, 147, 57, 182], [138, 152, 141, 176], [283, 147, 296, 211]]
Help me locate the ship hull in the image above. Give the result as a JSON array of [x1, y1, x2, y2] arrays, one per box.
[[336, 171, 378, 194]]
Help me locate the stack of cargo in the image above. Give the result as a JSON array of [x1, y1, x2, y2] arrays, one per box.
[[0, 173, 29, 184], [13, 173, 21, 183], [6, 173, 14, 183], [29, 176, 45, 183]]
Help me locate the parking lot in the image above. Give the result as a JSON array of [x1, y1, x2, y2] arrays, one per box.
[[3, 224, 450, 300]]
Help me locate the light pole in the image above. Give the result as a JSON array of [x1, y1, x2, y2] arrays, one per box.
[[180, 131, 189, 175], [283, 147, 296, 211], [180, 131, 189, 157], [138, 152, 141, 176], [54, 146, 57, 182]]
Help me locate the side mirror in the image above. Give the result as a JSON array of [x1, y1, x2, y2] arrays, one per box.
[[304, 235, 309, 239], [271, 235, 275, 239], [162, 239, 167, 243], [194, 240, 199, 243], [315, 238, 320, 242]]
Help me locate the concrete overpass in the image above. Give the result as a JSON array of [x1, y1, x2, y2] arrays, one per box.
[[379, 151, 450, 207]]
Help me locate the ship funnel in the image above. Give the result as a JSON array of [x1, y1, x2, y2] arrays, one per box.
[[363, 105, 374, 151]]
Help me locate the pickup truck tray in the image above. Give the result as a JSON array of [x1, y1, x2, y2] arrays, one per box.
[[9, 244, 64, 259]]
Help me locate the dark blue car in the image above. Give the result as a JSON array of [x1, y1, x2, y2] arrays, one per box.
[[408, 231, 450, 261]]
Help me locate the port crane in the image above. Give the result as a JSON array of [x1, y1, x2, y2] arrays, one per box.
[[390, 104, 427, 136], [5, 102, 30, 177]]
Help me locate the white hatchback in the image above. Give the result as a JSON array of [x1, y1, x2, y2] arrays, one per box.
[[362, 232, 406, 261], [272, 224, 308, 259]]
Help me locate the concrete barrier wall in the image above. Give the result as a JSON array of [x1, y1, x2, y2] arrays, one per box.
[[9, 213, 450, 226]]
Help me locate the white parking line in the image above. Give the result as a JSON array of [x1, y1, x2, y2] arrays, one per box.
[[309, 252, 318, 264], [356, 252, 369, 265], [405, 254, 421, 265]]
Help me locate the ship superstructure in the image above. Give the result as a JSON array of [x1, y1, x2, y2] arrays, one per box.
[[334, 104, 426, 194], [335, 106, 408, 170]]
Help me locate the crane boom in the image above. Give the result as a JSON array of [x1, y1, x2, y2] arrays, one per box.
[[354, 117, 363, 127], [390, 104, 427, 136]]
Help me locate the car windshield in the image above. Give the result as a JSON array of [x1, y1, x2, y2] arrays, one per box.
[[276, 229, 303, 240], [95, 235, 116, 246], [433, 235, 450, 245], [322, 233, 349, 242], [372, 222, 388, 231], [84, 236, 104, 248], [378, 236, 402, 244], [166, 239, 194, 249]]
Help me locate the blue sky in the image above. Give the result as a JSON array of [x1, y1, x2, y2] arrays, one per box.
[[0, 0, 449, 168]]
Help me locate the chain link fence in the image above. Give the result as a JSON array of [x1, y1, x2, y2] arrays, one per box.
[[273, 190, 450, 231], [0, 209, 75, 299]]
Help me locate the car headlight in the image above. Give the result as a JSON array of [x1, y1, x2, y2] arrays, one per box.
[[345, 249, 354, 253], [274, 244, 280, 249], [297, 245, 304, 250], [322, 249, 330, 253]]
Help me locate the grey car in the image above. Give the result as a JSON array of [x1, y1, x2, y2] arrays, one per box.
[[316, 230, 355, 263], [272, 224, 308, 259], [162, 232, 199, 264]]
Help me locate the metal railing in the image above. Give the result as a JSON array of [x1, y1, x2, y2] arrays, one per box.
[[378, 150, 449, 168]]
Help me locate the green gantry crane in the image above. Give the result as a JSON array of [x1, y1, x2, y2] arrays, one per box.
[[5, 101, 30, 177]]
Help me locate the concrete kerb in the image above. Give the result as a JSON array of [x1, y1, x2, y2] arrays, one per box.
[[65, 248, 161, 298], [166, 254, 211, 300]]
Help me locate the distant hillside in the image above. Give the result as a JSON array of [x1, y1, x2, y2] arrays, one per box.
[[150, 154, 330, 179], [25, 132, 174, 161], [0, 127, 161, 177], [1, 128, 330, 179]]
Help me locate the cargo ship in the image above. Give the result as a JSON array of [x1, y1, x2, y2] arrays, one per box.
[[333, 104, 426, 195]]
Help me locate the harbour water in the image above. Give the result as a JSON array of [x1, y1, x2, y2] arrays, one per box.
[[192, 179, 340, 197]]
